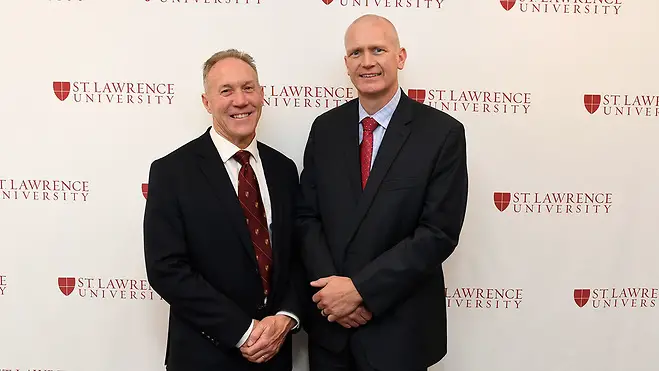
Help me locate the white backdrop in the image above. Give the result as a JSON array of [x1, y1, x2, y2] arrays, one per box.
[[1, 0, 659, 370]]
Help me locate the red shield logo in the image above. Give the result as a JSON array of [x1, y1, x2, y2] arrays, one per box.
[[322, 0, 332, 4], [500, 0, 516, 11], [493, 192, 511, 212], [408, 89, 426, 104], [574, 289, 590, 307], [142, 183, 149, 199], [584, 94, 601, 114], [53, 81, 71, 101], [58, 277, 76, 296]]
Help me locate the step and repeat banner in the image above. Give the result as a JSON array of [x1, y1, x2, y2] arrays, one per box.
[[1, 0, 658, 370]]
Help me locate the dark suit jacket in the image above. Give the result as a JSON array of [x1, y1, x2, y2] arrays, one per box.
[[144, 128, 301, 371], [297, 91, 468, 371]]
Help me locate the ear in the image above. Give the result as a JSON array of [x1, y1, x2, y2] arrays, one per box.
[[201, 92, 211, 114], [397, 47, 407, 70]]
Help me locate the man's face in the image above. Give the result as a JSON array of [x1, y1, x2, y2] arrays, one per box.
[[202, 57, 264, 147], [344, 18, 406, 99]]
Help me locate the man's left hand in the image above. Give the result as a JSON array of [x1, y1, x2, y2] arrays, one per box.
[[240, 315, 294, 363], [336, 305, 373, 328], [311, 276, 362, 321]]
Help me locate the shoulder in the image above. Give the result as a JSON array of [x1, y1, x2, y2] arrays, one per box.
[[408, 96, 465, 135], [257, 142, 298, 174], [311, 98, 359, 131], [411, 97, 462, 127], [149, 130, 208, 171]]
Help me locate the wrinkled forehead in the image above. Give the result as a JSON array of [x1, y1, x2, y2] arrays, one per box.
[[209, 59, 259, 86]]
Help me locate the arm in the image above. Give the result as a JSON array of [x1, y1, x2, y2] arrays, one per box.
[[352, 124, 468, 316], [275, 253, 303, 333], [296, 121, 338, 280], [276, 161, 304, 332], [144, 159, 252, 349]]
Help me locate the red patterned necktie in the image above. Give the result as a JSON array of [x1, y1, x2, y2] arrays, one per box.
[[233, 150, 272, 297], [360, 117, 379, 189]]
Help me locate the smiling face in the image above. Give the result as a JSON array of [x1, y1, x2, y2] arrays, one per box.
[[344, 15, 407, 103], [201, 57, 264, 149]]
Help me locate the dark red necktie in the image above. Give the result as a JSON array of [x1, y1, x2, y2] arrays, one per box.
[[360, 117, 379, 189], [233, 150, 272, 297]]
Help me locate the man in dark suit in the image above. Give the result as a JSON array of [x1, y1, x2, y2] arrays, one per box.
[[296, 15, 469, 371], [144, 49, 301, 371]]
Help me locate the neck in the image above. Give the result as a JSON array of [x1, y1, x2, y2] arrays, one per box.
[[212, 123, 254, 149], [358, 85, 398, 115], [234, 136, 254, 149]]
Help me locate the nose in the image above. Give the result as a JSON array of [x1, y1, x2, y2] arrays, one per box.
[[361, 52, 375, 68], [232, 89, 248, 107]]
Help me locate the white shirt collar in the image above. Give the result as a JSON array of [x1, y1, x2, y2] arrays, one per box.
[[208, 127, 260, 164]]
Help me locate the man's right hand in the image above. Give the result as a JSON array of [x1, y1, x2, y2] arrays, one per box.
[[335, 305, 372, 329], [240, 315, 294, 363]]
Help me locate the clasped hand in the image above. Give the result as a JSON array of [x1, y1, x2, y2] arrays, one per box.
[[240, 315, 294, 363], [311, 276, 373, 328]]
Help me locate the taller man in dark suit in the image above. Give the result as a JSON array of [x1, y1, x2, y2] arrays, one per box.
[[144, 49, 301, 371], [297, 15, 469, 371]]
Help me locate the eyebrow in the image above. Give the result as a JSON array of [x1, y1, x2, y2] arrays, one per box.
[[219, 80, 257, 89], [348, 44, 387, 54]]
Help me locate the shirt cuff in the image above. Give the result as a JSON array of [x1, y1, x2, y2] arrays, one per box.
[[235, 319, 254, 348], [276, 311, 300, 330]]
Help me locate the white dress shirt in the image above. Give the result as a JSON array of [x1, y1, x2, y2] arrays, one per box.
[[208, 128, 300, 348]]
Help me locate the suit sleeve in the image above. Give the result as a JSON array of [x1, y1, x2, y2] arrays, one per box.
[[276, 254, 304, 333], [296, 121, 339, 280], [352, 123, 468, 316], [275, 159, 304, 333], [143, 159, 252, 349]]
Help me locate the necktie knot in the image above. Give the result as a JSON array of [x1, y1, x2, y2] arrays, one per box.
[[233, 150, 251, 167], [362, 117, 379, 133]]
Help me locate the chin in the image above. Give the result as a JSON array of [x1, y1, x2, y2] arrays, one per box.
[[238, 129, 257, 140], [244, 123, 259, 135], [358, 86, 386, 97]]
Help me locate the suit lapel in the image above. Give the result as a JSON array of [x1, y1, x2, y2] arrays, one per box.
[[340, 100, 362, 204], [195, 130, 257, 268], [258, 143, 283, 293], [340, 94, 413, 249]]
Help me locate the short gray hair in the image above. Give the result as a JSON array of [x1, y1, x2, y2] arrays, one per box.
[[202, 49, 258, 89]]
